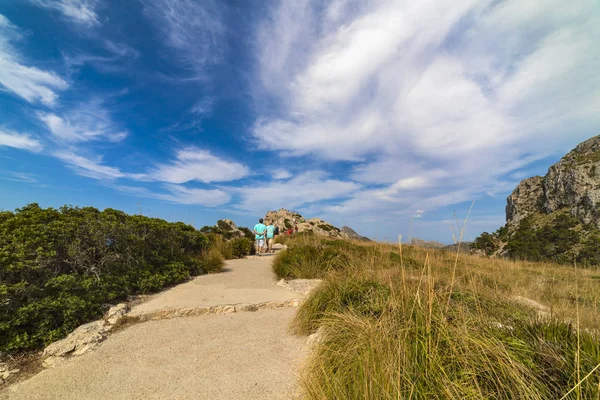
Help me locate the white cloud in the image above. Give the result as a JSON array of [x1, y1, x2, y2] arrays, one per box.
[[0, 14, 68, 105], [234, 171, 360, 213], [112, 183, 231, 207], [142, 0, 224, 75], [271, 170, 292, 180], [53, 151, 125, 180], [0, 129, 43, 152], [38, 100, 128, 143], [191, 97, 215, 117], [251, 0, 600, 218], [155, 184, 230, 206], [0, 171, 39, 184], [63, 41, 139, 74], [30, 0, 100, 26], [150, 148, 250, 184], [165, 97, 216, 132]]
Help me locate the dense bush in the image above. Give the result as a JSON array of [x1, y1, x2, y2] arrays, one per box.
[[228, 237, 255, 259], [505, 214, 580, 263], [0, 204, 222, 353]]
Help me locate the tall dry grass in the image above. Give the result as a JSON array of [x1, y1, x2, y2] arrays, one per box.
[[276, 234, 600, 399]]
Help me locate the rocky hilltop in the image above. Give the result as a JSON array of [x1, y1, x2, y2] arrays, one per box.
[[264, 209, 369, 241], [507, 136, 600, 230], [475, 135, 600, 264]]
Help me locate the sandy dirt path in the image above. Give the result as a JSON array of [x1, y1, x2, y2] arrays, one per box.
[[1, 257, 309, 400]]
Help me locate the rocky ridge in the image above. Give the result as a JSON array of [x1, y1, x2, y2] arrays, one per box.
[[506, 135, 600, 230], [264, 208, 369, 240], [475, 135, 600, 262]]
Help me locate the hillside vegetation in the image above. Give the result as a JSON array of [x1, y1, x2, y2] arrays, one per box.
[[276, 234, 600, 399], [473, 135, 600, 265], [0, 204, 254, 353]]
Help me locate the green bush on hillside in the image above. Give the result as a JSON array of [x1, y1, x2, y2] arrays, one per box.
[[0, 203, 223, 353], [505, 214, 580, 263]]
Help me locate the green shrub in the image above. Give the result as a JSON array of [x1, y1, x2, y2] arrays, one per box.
[[229, 237, 254, 259], [318, 224, 332, 232], [505, 213, 580, 263], [0, 203, 221, 353]]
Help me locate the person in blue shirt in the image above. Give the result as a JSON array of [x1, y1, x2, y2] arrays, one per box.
[[253, 218, 267, 255], [265, 223, 275, 254]]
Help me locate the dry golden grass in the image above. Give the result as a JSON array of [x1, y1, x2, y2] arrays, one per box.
[[276, 233, 600, 399]]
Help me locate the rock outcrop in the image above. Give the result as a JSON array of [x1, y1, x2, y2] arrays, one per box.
[[474, 135, 600, 262], [264, 209, 342, 238], [506, 176, 545, 231], [263, 209, 370, 240], [506, 135, 600, 230], [341, 226, 371, 241], [42, 303, 130, 364]]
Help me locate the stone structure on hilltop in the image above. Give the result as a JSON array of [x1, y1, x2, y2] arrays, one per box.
[[264, 208, 369, 240], [506, 135, 600, 230]]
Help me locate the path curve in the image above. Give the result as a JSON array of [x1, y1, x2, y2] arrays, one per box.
[[1, 257, 309, 400]]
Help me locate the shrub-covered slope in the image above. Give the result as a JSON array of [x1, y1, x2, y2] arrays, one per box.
[[0, 204, 225, 353], [473, 135, 600, 265]]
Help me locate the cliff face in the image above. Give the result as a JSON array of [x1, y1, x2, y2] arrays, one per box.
[[505, 176, 544, 231], [506, 136, 600, 230]]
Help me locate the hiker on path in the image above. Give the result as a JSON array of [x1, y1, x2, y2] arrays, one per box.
[[265, 223, 275, 254], [253, 218, 267, 254]]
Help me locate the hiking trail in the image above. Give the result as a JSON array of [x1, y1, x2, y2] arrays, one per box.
[[1, 256, 312, 400]]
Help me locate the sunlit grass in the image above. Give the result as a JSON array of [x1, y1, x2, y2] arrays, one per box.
[[275, 234, 600, 399]]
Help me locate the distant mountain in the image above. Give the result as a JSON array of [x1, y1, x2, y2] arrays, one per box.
[[341, 226, 372, 242], [473, 135, 600, 265], [411, 238, 446, 249]]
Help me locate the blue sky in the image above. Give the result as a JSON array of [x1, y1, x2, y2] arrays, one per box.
[[0, 0, 599, 243]]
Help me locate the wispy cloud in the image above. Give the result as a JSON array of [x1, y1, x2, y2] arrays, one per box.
[[0, 129, 43, 152], [142, 0, 225, 75], [63, 41, 139, 74], [271, 170, 292, 180], [30, 0, 100, 26], [234, 171, 360, 213], [150, 148, 250, 184], [51, 146, 249, 189], [112, 183, 231, 207], [252, 0, 600, 217], [0, 14, 68, 105], [0, 171, 39, 183], [53, 151, 126, 180], [165, 97, 216, 132], [38, 100, 128, 143]]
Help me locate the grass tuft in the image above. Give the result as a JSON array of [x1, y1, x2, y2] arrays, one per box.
[[279, 235, 600, 399]]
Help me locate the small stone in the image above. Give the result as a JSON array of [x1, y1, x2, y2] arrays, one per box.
[[105, 303, 129, 326], [277, 279, 322, 296], [221, 305, 236, 314]]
